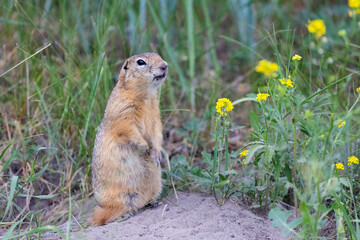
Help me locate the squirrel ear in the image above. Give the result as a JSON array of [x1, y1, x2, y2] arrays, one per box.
[[123, 60, 128, 71]]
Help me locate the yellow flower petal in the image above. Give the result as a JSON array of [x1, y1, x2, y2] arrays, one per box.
[[348, 156, 359, 165], [216, 98, 234, 116], [256, 93, 270, 102], [337, 120, 346, 129], [308, 19, 326, 39], [255, 60, 279, 77], [279, 78, 294, 88], [292, 54, 302, 61], [336, 163, 344, 170], [240, 150, 248, 157], [349, 0, 360, 8]]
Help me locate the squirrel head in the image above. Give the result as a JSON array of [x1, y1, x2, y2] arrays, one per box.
[[118, 53, 168, 93]]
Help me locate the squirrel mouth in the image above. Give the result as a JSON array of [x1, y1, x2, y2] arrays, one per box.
[[153, 73, 166, 81]]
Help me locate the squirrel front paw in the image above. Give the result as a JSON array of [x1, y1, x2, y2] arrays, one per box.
[[151, 149, 161, 167], [130, 141, 150, 156]]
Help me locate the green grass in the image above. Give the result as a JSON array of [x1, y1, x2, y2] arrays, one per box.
[[0, 0, 359, 239]]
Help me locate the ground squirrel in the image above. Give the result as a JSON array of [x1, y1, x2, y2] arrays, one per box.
[[90, 53, 167, 226]]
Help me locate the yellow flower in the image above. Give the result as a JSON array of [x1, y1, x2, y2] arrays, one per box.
[[255, 60, 279, 77], [347, 156, 359, 165], [256, 93, 270, 102], [308, 19, 326, 39], [336, 163, 344, 170], [279, 78, 294, 88], [292, 54, 302, 61], [242, 159, 246, 165], [349, 0, 360, 8], [240, 150, 248, 157], [320, 134, 325, 138], [356, 87, 360, 93], [216, 98, 234, 116], [337, 120, 346, 129]]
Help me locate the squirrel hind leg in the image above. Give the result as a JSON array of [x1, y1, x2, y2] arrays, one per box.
[[89, 204, 129, 226]]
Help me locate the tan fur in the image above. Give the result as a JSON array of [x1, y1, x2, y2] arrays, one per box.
[[90, 53, 167, 226]]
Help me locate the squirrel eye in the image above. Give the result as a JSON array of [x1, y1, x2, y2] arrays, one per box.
[[136, 59, 146, 66]]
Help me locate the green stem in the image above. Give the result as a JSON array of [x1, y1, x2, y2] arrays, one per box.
[[323, 115, 334, 162], [218, 122, 225, 173], [293, 118, 298, 217], [348, 95, 360, 113], [212, 120, 219, 185], [225, 128, 229, 171], [213, 186, 220, 206], [266, 153, 269, 208], [314, 178, 321, 236]]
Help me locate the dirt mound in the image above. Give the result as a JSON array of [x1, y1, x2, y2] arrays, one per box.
[[68, 192, 288, 240]]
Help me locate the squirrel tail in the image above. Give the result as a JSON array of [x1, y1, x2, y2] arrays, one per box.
[[90, 204, 128, 226]]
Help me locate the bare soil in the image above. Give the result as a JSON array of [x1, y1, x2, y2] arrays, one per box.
[[62, 192, 289, 240]]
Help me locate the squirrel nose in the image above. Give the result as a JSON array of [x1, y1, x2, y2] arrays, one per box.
[[160, 62, 168, 71]]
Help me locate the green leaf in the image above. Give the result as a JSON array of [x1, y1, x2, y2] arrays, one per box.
[[168, 171, 184, 181], [3, 218, 21, 239], [190, 167, 210, 179], [222, 170, 238, 176], [214, 179, 229, 188], [218, 173, 227, 181], [0, 143, 12, 160], [229, 125, 245, 131], [245, 144, 265, 164], [201, 151, 212, 165], [333, 193, 357, 238], [312, 93, 332, 110], [249, 111, 260, 132], [171, 154, 188, 166], [17, 193, 58, 199], [229, 151, 239, 158], [232, 97, 257, 105], [272, 116, 289, 141], [1, 147, 18, 173], [268, 207, 302, 235], [339, 177, 350, 187], [3, 175, 18, 220], [27, 163, 49, 182], [284, 163, 292, 183], [256, 186, 266, 191], [265, 145, 275, 165]]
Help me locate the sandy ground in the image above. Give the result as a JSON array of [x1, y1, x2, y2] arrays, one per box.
[[62, 192, 290, 240]]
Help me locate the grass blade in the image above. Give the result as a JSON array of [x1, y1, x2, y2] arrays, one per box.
[[301, 74, 353, 106], [4, 226, 66, 240], [0, 43, 51, 78], [82, 52, 106, 147], [185, 0, 195, 109], [3, 176, 18, 221]]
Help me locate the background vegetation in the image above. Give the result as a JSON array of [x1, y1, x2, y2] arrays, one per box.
[[0, 0, 359, 239]]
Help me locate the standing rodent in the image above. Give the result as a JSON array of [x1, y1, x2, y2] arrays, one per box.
[[90, 53, 168, 226]]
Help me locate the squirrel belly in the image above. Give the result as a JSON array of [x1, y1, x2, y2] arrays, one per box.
[[90, 53, 167, 226]]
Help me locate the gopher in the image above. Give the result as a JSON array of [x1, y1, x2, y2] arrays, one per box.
[[90, 53, 167, 226]]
